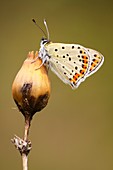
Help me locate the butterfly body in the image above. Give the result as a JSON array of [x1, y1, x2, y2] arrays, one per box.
[[38, 38, 104, 89]]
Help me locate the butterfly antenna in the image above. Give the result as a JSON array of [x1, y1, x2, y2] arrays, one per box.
[[44, 19, 50, 40], [32, 19, 47, 38]]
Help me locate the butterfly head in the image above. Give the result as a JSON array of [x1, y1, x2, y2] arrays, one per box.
[[39, 37, 51, 62], [40, 37, 50, 47]]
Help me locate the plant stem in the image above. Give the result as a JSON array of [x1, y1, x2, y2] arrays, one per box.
[[11, 116, 32, 170], [21, 116, 31, 170], [22, 153, 28, 170], [24, 118, 31, 141]]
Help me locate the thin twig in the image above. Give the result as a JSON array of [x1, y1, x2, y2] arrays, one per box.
[[11, 116, 32, 170], [21, 117, 31, 170], [22, 153, 28, 170]]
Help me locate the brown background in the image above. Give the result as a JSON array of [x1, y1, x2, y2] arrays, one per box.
[[0, 0, 113, 169]]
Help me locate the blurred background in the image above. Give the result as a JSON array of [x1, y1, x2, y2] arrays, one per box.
[[0, 0, 113, 169]]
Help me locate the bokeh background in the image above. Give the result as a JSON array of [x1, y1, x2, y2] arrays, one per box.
[[0, 0, 113, 169]]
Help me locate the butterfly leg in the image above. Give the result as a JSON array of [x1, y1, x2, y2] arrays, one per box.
[[30, 54, 44, 70], [35, 61, 45, 70], [31, 55, 39, 64]]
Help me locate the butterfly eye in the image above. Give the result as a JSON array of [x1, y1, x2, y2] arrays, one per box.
[[41, 37, 45, 41], [41, 38, 48, 45]]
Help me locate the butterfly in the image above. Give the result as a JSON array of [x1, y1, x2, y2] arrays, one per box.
[[32, 19, 104, 89]]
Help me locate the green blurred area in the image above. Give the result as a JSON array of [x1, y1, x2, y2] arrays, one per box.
[[0, 0, 113, 169]]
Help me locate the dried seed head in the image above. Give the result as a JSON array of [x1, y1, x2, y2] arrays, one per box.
[[12, 51, 50, 120]]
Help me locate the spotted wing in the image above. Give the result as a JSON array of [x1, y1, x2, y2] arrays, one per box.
[[86, 48, 104, 77], [45, 43, 91, 89]]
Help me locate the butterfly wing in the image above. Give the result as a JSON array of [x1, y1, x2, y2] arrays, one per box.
[[44, 43, 91, 89], [86, 48, 104, 77]]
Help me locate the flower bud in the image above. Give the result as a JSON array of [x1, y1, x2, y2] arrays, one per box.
[[12, 51, 50, 120]]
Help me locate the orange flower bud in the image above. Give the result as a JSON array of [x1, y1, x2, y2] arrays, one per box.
[[12, 51, 50, 120]]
